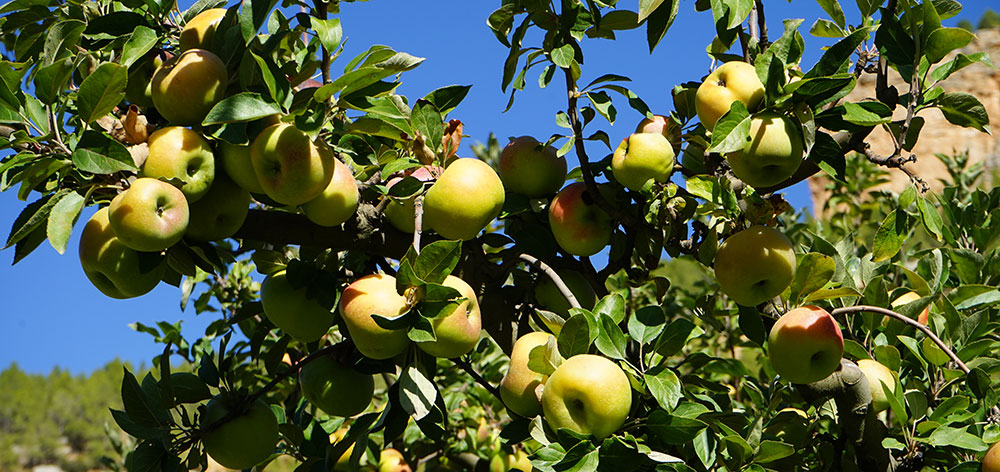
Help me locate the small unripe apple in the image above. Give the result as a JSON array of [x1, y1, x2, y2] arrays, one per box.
[[261, 269, 336, 342], [184, 170, 251, 241], [201, 397, 279, 471], [79, 208, 165, 299], [498, 136, 567, 197], [611, 133, 675, 191], [695, 61, 765, 131], [424, 158, 505, 241], [151, 48, 228, 126], [767, 305, 844, 384], [500, 331, 555, 417], [541, 354, 632, 439], [298, 354, 374, 417], [179, 8, 227, 52], [724, 112, 803, 188], [143, 126, 216, 202], [548, 182, 613, 257], [218, 141, 265, 194], [338, 274, 412, 360], [416, 275, 482, 358], [108, 177, 189, 252], [302, 159, 360, 227], [856, 359, 898, 413], [251, 123, 336, 206], [714, 226, 796, 307]]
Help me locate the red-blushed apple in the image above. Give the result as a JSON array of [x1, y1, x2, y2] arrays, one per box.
[[378, 448, 412, 472], [261, 269, 336, 342], [151, 48, 228, 126], [695, 61, 765, 131], [302, 159, 360, 227], [143, 126, 216, 202], [984, 441, 1000, 472], [201, 397, 279, 470], [891, 290, 930, 325], [724, 112, 803, 188], [79, 207, 165, 299], [541, 354, 632, 439], [856, 358, 898, 413], [338, 273, 412, 360], [424, 158, 505, 240], [179, 8, 227, 51], [218, 141, 265, 194], [298, 353, 374, 417], [416, 275, 482, 358], [251, 123, 336, 205], [548, 182, 613, 257], [108, 177, 189, 252], [498, 136, 567, 197], [384, 165, 438, 233], [611, 133, 675, 191], [714, 225, 796, 306], [184, 171, 251, 241], [767, 305, 844, 384], [635, 114, 682, 154], [500, 331, 555, 417]]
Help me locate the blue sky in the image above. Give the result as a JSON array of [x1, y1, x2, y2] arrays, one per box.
[[0, 0, 991, 374]]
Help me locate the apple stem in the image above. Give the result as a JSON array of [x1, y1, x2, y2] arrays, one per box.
[[518, 253, 582, 311], [413, 195, 424, 255]]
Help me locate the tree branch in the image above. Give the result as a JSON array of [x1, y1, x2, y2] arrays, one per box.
[[519, 253, 582, 311]]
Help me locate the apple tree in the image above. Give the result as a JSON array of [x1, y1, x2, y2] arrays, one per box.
[[0, 0, 997, 471]]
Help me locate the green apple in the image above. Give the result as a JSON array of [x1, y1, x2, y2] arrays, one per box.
[[714, 225, 796, 307], [251, 123, 336, 205], [108, 177, 189, 252], [302, 159, 360, 227], [151, 48, 228, 126], [548, 182, 613, 257], [541, 354, 632, 439], [611, 133, 675, 191], [635, 114, 682, 154], [378, 448, 411, 472], [338, 273, 412, 360], [218, 141, 265, 194], [498, 136, 566, 197], [724, 112, 803, 188], [984, 441, 1000, 472], [856, 359, 898, 413], [695, 61, 765, 131], [891, 290, 930, 325], [143, 126, 216, 202], [125, 52, 164, 108], [184, 170, 250, 241], [298, 354, 374, 417], [533, 269, 597, 319], [499, 331, 555, 418], [201, 397, 279, 470], [489, 448, 533, 472], [767, 305, 844, 384], [424, 158, 505, 240], [384, 165, 438, 233], [179, 8, 227, 52], [416, 275, 482, 358], [79, 208, 165, 299], [261, 269, 336, 342]]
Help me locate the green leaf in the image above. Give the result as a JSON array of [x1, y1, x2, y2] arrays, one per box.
[[77, 63, 127, 124], [916, 196, 943, 241], [872, 210, 909, 262], [638, 0, 665, 22], [595, 315, 627, 360], [924, 27, 974, 64], [72, 131, 138, 174], [931, 53, 994, 82], [816, 0, 846, 28], [654, 319, 700, 357], [5, 190, 64, 249], [647, 409, 707, 445], [550, 43, 575, 69], [46, 191, 85, 254], [203, 92, 283, 125], [411, 99, 444, 153], [926, 425, 988, 451], [586, 91, 615, 125], [645, 367, 683, 411], [120, 368, 171, 429], [645, 0, 680, 52], [737, 305, 766, 346], [841, 101, 891, 126], [809, 19, 846, 38], [399, 364, 437, 420], [312, 17, 342, 53], [628, 305, 666, 345], [707, 101, 751, 153], [558, 311, 598, 358], [949, 285, 1000, 311], [413, 240, 461, 284], [804, 26, 873, 78], [422, 85, 472, 116], [855, 0, 880, 18], [120, 26, 158, 68], [755, 440, 795, 463], [936, 92, 990, 133], [593, 293, 626, 324], [789, 252, 836, 305], [33, 57, 75, 105]]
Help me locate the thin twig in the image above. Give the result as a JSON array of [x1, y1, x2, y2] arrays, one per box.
[[755, 0, 768, 49], [519, 253, 582, 311], [413, 195, 424, 255], [453, 356, 506, 409]]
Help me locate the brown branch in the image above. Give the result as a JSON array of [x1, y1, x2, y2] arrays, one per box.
[[755, 0, 768, 49], [519, 253, 582, 311], [413, 196, 424, 255]]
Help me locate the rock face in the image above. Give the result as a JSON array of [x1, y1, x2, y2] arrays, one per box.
[[808, 28, 1000, 215]]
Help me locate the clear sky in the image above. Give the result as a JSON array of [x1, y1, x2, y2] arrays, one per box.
[[0, 0, 990, 374]]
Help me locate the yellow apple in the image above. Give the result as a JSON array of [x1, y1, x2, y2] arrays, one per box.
[[218, 141, 265, 194], [79, 208, 165, 299], [179, 8, 227, 52], [378, 448, 411, 472], [724, 112, 803, 188], [499, 331, 555, 418], [541, 354, 632, 439], [984, 441, 1000, 472], [695, 61, 765, 131], [151, 48, 228, 126], [767, 306, 844, 384], [143, 126, 216, 202], [548, 182, 613, 257], [108, 177, 189, 252], [261, 269, 336, 342], [424, 158, 505, 240], [611, 133, 675, 191], [184, 171, 251, 241], [338, 273, 412, 360], [251, 123, 336, 205], [891, 290, 930, 325], [201, 397, 279, 471], [498, 136, 567, 197], [856, 359, 898, 413], [416, 275, 482, 358], [714, 225, 796, 307], [302, 159, 360, 227], [298, 354, 374, 417]]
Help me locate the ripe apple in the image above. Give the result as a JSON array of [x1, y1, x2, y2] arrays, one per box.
[[384, 165, 438, 233], [724, 112, 804, 188], [416, 275, 482, 358], [611, 133, 675, 191], [548, 182, 613, 257], [251, 123, 336, 205], [498, 136, 567, 197], [108, 177, 189, 252], [500, 331, 555, 418], [541, 354, 632, 439], [714, 225, 796, 307], [184, 171, 251, 241], [635, 114, 683, 154], [856, 359, 898, 413], [489, 448, 532, 472], [298, 354, 374, 417], [151, 48, 229, 126], [891, 290, 930, 325], [261, 269, 336, 342], [218, 141, 265, 194], [984, 441, 1000, 472], [201, 397, 279, 470], [767, 305, 844, 384], [378, 448, 411, 472], [125, 52, 164, 108], [179, 8, 227, 51], [533, 269, 597, 318], [79, 207, 166, 299], [302, 159, 360, 227], [424, 158, 505, 241], [695, 61, 765, 131], [338, 273, 412, 360], [143, 126, 216, 202]]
